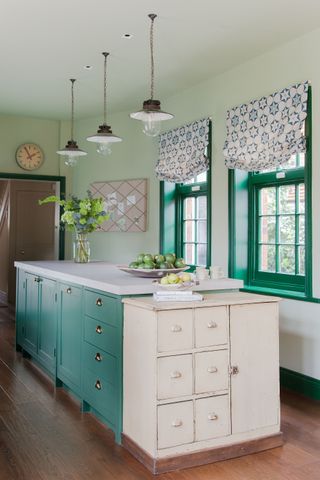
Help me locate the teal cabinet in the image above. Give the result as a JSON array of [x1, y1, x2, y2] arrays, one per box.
[[23, 273, 41, 356], [38, 278, 57, 373], [57, 283, 82, 394], [15, 269, 26, 350]]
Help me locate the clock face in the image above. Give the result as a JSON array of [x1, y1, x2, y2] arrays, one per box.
[[16, 143, 44, 171]]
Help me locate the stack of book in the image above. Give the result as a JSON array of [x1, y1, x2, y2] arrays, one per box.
[[153, 290, 203, 302]]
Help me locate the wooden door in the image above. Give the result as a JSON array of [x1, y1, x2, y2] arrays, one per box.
[[38, 277, 57, 374], [230, 302, 280, 434], [23, 273, 39, 355]]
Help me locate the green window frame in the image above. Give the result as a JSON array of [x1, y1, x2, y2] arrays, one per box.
[[229, 86, 313, 299], [159, 122, 212, 268]]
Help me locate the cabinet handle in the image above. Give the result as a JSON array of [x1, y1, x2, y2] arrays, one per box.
[[230, 365, 239, 375], [66, 287, 72, 294], [34, 277, 40, 283], [96, 298, 103, 307], [207, 366, 218, 373], [207, 321, 217, 328], [95, 380, 102, 390], [170, 371, 182, 379], [208, 413, 218, 421], [171, 419, 183, 428], [95, 325, 103, 334], [95, 352, 102, 362], [171, 325, 182, 333]]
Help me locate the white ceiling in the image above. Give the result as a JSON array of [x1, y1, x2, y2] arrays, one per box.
[[1, 0, 320, 120]]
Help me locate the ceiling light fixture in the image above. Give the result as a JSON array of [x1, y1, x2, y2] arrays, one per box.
[[87, 52, 122, 156], [57, 79, 87, 167], [130, 13, 173, 137]]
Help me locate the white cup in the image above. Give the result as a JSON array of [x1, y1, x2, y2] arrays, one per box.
[[210, 266, 224, 279]]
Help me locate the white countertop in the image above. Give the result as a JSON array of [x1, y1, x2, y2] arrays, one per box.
[[14, 260, 244, 296]]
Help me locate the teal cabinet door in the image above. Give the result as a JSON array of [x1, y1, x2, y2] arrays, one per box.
[[38, 278, 57, 374], [57, 283, 82, 393], [15, 269, 26, 349], [23, 273, 39, 355]]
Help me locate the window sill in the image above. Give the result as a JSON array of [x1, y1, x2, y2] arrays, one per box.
[[241, 286, 320, 303]]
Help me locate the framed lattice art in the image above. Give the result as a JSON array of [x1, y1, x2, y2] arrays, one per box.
[[90, 178, 147, 232]]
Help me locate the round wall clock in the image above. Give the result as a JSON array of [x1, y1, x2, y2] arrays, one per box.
[[15, 143, 44, 171]]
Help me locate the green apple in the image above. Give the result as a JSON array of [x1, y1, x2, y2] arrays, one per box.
[[129, 261, 139, 268], [165, 253, 175, 264], [137, 253, 145, 263], [175, 258, 186, 268], [143, 254, 154, 263], [167, 273, 179, 284], [180, 272, 192, 283], [137, 263, 145, 269], [155, 254, 165, 264], [159, 262, 170, 269], [160, 276, 169, 285]]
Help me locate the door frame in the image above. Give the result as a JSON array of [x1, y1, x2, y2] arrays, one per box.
[[0, 172, 66, 260]]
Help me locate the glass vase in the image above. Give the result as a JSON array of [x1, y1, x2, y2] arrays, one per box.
[[73, 233, 90, 263]]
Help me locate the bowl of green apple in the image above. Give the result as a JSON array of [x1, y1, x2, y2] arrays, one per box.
[[118, 253, 189, 278]]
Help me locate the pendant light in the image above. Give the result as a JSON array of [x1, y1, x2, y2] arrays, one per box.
[[57, 79, 87, 167], [87, 52, 122, 155], [130, 14, 173, 137]]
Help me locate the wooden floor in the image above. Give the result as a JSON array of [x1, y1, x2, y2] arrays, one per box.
[[0, 306, 319, 480]]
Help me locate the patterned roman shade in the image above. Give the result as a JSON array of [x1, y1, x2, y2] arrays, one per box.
[[156, 118, 210, 183], [223, 82, 309, 172]]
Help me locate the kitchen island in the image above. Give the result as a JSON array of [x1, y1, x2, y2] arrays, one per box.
[[14, 260, 243, 444]]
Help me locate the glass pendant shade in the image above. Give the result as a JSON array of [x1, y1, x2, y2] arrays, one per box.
[[57, 79, 87, 166]]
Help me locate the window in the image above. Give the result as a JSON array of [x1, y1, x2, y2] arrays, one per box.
[[160, 143, 211, 269]]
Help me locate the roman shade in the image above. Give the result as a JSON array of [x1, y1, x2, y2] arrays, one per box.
[[155, 117, 210, 183], [224, 81, 309, 172]]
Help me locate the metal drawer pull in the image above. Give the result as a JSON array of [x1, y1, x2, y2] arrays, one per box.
[[207, 366, 218, 374], [230, 365, 239, 375], [170, 371, 182, 379], [207, 321, 217, 328], [171, 419, 183, 427], [95, 353, 102, 362], [208, 413, 218, 421], [95, 380, 102, 390], [66, 287, 72, 294], [34, 277, 41, 283], [96, 298, 103, 307], [171, 325, 182, 332], [95, 325, 103, 334]]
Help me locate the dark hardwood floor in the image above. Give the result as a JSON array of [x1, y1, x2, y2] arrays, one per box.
[[0, 305, 319, 479]]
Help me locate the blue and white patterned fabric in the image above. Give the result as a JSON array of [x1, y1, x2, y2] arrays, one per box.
[[156, 118, 210, 183], [223, 82, 309, 172]]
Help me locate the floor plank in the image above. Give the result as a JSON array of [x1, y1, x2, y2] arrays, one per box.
[[0, 305, 319, 479]]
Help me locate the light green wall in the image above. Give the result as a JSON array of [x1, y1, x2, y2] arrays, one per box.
[[73, 27, 320, 380]]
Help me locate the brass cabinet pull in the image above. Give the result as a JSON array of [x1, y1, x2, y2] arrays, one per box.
[[170, 371, 182, 379], [208, 413, 218, 421], [171, 419, 183, 427], [96, 298, 103, 307], [207, 366, 218, 374], [171, 325, 182, 333], [34, 277, 40, 283], [95, 380, 102, 390], [95, 325, 103, 334], [230, 365, 239, 375], [207, 321, 217, 328], [66, 287, 72, 294], [95, 352, 102, 362]]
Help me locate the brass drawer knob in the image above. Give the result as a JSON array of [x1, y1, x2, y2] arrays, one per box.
[[207, 366, 218, 373], [208, 413, 218, 421], [95, 325, 103, 334], [170, 371, 182, 379], [96, 298, 103, 307], [171, 419, 183, 428], [95, 380, 102, 390], [66, 287, 72, 294], [95, 352, 102, 362], [171, 325, 182, 333], [207, 321, 217, 328]]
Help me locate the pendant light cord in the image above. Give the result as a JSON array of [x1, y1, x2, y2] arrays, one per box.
[[149, 14, 157, 100], [103, 52, 109, 125], [70, 79, 76, 141]]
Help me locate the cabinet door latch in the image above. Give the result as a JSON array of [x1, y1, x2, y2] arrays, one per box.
[[230, 365, 239, 375]]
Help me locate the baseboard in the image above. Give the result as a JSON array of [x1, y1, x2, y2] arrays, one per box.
[[280, 367, 320, 401]]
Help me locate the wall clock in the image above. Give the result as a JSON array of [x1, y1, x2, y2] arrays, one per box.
[[15, 143, 44, 171]]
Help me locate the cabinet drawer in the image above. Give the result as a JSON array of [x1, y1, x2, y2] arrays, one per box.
[[158, 355, 193, 400], [195, 395, 230, 441], [82, 369, 117, 422], [158, 401, 193, 449], [82, 341, 117, 386], [84, 315, 118, 355], [85, 290, 118, 325], [157, 310, 193, 353], [195, 307, 228, 348], [195, 350, 229, 394]]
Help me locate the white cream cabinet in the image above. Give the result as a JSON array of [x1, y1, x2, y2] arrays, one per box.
[[122, 292, 283, 474]]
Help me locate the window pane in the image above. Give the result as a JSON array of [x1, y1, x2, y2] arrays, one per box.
[[299, 215, 305, 244], [259, 245, 276, 272], [259, 187, 276, 215], [281, 155, 298, 170], [184, 221, 195, 242], [196, 171, 207, 183], [279, 215, 295, 244], [260, 216, 276, 244], [183, 197, 195, 219], [197, 221, 207, 243], [197, 196, 207, 219], [298, 152, 305, 167], [298, 184, 305, 213], [184, 243, 195, 265], [196, 244, 207, 266], [279, 185, 296, 214], [299, 246, 305, 275], [279, 245, 295, 274]]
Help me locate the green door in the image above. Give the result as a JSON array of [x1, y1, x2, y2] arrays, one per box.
[[23, 273, 39, 355], [38, 278, 57, 374], [57, 283, 82, 393]]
